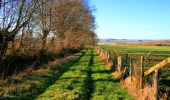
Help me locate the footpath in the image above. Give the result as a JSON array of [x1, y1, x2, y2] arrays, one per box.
[[36, 49, 133, 100]]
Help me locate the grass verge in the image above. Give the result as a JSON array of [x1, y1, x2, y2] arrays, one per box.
[[90, 51, 134, 100], [0, 50, 85, 99]]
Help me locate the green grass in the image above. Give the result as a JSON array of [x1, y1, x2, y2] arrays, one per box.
[[1, 48, 135, 99], [90, 51, 134, 100], [36, 49, 134, 100], [99, 44, 170, 68], [34, 49, 134, 100], [36, 49, 92, 100], [99, 45, 170, 55], [0, 51, 85, 99]]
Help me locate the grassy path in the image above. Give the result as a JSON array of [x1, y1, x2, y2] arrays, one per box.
[[35, 49, 133, 100], [0, 48, 133, 100], [36, 49, 92, 99]]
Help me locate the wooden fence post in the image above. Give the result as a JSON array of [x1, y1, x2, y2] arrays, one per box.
[[153, 69, 159, 100], [108, 50, 111, 58], [117, 53, 122, 73], [125, 53, 128, 67], [111, 50, 115, 64], [112, 50, 115, 60], [106, 52, 109, 63], [140, 56, 144, 89], [107, 51, 109, 59], [129, 58, 133, 83], [105, 50, 107, 60], [101, 49, 104, 55]]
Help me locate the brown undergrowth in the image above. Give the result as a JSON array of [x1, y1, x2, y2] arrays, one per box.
[[121, 76, 154, 100], [0, 53, 77, 97], [120, 64, 154, 100], [120, 66, 168, 100]]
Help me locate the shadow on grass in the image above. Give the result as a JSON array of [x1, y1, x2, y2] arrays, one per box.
[[89, 52, 122, 98], [1, 51, 86, 100], [92, 70, 111, 74], [93, 78, 120, 83], [85, 49, 94, 100], [91, 63, 120, 84]]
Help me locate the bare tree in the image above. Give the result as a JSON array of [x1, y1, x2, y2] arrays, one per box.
[[51, 0, 96, 48], [0, 0, 96, 59], [34, 0, 53, 50], [0, 0, 39, 59]]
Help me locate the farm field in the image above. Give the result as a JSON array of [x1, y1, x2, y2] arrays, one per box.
[[0, 49, 133, 99], [99, 45, 170, 55], [99, 44, 170, 97]]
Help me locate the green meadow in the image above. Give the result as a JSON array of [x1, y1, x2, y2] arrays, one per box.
[[99, 45, 170, 55]]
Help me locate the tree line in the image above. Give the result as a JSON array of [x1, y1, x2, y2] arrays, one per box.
[[0, 0, 96, 75]]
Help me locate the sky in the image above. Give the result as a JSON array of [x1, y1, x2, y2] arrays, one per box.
[[91, 0, 170, 39]]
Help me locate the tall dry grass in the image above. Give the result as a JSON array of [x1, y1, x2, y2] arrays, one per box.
[[121, 76, 154, 100]]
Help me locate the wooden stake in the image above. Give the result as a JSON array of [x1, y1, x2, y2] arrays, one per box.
[[108, 50, 110, 59], [125, 53, 128, 67], [130, 58, 132, 83], [117, 53, 122, 73], [153, 69, 159, 100], [140, 56, 144, 89], [112, 51, 115, 64]]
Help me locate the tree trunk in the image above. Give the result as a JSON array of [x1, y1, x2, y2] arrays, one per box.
[[0, 41, 8, 60], [0, 30, 15, 60], [20, 27, 25, 47], [41, 30, 49, 50]]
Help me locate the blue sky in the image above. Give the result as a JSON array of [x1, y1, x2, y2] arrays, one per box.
[[91, 0, 170, 39]]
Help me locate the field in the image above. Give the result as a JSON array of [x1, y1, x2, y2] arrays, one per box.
[[99, 44, 170, 97], [99, 45, 170, 55]]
